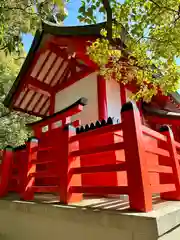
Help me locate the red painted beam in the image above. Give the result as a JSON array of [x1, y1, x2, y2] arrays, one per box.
[[70, 186, 128, 195], [70, 142, 124, 157], [97, 75, 108, 120], [49, 36, 96, 53], [47, 42, 68, 59], [49, 92, 55, 115], [146, 115, 180, 126], [120, 83, 126, 105], [27, 76, 53, 96]]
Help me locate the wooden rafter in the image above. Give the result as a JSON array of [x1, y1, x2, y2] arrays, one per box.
[[24, 92, 37, 111], [56, 65, 70, 86], [16, 88, 29, 108], [42, 55, 58, 83], [12, 42, 50, 108], [49, 59, 67, 86], [36, 51, 52, 80], [39, 97, 49, 115], [31, 94, 43, 113]]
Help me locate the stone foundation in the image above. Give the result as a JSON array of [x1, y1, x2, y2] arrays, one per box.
[[0, 197, 180, 240]]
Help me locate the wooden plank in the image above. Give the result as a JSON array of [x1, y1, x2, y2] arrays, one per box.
[[142, 125, 167, 142], [177, 154, 180, 161], [151, 184, 176, 193], [145, 145, 170, 157], [175, 140, 180, 150], [38, 146, 53, 152], [72, 162, 126, 174], [33, 104, 83, 129], [31, 160, 56, 165], [30, 171, 58, 178], [70, 142, 124, 157], [69, 124, 123, 143], [148, 165, 172, 173], [32, 186, 59, 193], [70, 186, 128, 195], [158, 126, 180, 200]]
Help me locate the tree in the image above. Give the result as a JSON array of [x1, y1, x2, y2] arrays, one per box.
[[0, 0, 68, 148], [78, 0, 180, 102], [0, 0, 68, 54], [0, 51, 38, 148]]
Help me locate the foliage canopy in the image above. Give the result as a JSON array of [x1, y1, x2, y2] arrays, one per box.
[[79, 0, 180, 102], [0, 0, 68, 54], [0, 0, 67, 147], [0, 51, 38, 148]]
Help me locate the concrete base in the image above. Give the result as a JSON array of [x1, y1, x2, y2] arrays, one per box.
[[0, 196, 180, 240]]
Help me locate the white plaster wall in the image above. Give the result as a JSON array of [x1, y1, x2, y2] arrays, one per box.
[[55, 72, 98, 125], [106, 79, 121, 121]]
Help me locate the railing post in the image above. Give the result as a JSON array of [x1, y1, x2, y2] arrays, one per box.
[[0, 146, 13, 197], [159, 125, 180, 200], [21, 137, 38, 200], [59, 125, 82, 204], [121, 102, 152, 212]]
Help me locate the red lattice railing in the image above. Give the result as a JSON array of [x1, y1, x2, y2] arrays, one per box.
[[1, 102, 180, 212]]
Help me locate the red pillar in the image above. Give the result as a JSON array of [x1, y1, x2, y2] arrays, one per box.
[[59, 125, 82, 204], [120, 83, 126, 105], [159, 125, 180, 200], [97, 75, 108, 120], [121, 102, 152, 212], [21, 137, 38, 200], [0, 146, 13, 197]]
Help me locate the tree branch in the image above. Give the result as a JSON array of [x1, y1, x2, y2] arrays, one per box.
[[102, 0, 112, 40], [149, 0, 178, 13]]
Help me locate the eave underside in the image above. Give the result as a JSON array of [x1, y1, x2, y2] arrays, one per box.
[[4, 32, 97, 117]]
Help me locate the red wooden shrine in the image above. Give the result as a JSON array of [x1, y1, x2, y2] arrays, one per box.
[[1, 22, 180, 212]]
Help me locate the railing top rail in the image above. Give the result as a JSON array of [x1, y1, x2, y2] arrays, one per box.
[[69, 122, 123, 143], [26, 98, 87, 128], [175, 140, 180, 150], [142, 125, 167, 142]]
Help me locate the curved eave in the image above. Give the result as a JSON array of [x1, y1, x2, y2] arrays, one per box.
[[3, 21, 107, 111], [169, 92, 180, 105], [143, 104, 180, 119], [42, 21, 107, 37], [4, 30, 43, 108]]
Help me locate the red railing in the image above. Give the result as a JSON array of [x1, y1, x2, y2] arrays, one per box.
[[0, 146, 28, 197], [21, 99, 86, 200], [56, 102, 180, 212], [1, 101, 180, 212]]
